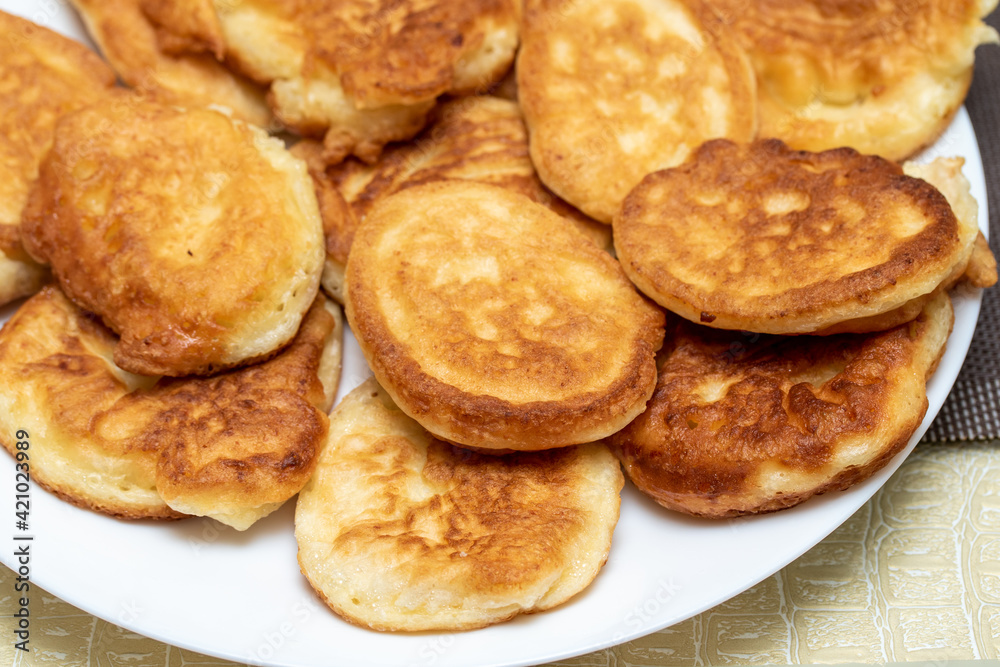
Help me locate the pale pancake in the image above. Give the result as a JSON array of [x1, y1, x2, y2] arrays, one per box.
[[710, 0, 999, 160], [20, 101, 324, 377], [518, 0, 757, 223], [190, 0, 518, 163], [292, 96, 611, 303], [295, 377, 623, 631], [0, 287, 343, 528], [68, 0, 272, 127], [608, 291, 954, 518], [346, 181, 664, 451], [0, 10, 116, 306], [903, 157, 997, 289], [614, 140, 979, 334]]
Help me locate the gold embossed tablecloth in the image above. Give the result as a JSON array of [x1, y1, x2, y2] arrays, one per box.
[[2, 438, 998, 667]]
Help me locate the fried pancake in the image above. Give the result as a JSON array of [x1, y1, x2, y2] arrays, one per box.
[[710, 0, 999, 161], [291, 96, 611, 303], [68, 0, 272, 127], [295, 378, 623, 631], [902, 158, 998, 289], [192, 0, 518, 163], [608, 291, 954, 518], [0, 10, 116, 306], [346, 181, 664, 451], [0, 287, 342, 527], [517, 0, 757, 223], [21, 101, 325, 377], [614, 140, 980, 334]]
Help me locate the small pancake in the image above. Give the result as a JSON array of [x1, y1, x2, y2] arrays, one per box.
[[295, 377, 623, 631], [21, 101, 325, 377], [711, 0, 999, 161], [608, 291, 954, 518], [0, 287, 343, 528], [346, 181, 664, 451], [614, 140, 979, 334], [517, 0, 757, 223], [291, 96, 611, 303], [192, 0, 518, 163], [68, 0, 272, 127], [0, 10, 116, 306]]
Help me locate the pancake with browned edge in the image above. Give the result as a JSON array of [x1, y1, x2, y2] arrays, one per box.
[[0, 287, 342, 529], [21, 101, 324, 377], [709, 0, 998, 160], [518, 0, 757, 223], [346, 181, 664, 451], [295, 377, 623, 631], [608, 291, 953, 518], [614, 140, 979, 334]]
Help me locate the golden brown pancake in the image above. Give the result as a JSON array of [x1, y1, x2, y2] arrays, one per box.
[[518, 0, 757, 223], [177, 0, 518, 163], [710, 0, 999, 161], [0, 10, 117, 306], [0, 286, 343, 528], [608, 291, 954, 519], [346, 181, 664, 451], [295, 377, 623, 631], [614, 140, 979, 334], [291, 96, 611, 303], [21, 101, 325, 377], [68, 0, 272, 127]]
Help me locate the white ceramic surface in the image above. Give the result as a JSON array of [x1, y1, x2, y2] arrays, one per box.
[[0, 3, 989, 666]]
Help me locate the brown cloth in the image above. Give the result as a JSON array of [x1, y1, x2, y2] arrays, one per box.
[[927, 8, 1000, 441]]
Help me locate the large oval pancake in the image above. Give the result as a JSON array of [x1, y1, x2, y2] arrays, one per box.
[[345, 181, 664, 451], [614, 140, 980, 334], [517, 0, 757, 223], [607, 291, 954, 518], [20, 101, 325, 377], [710, 0, 998, 160], [0, 287, 342, 529], [0, 10, 117, 306], [68, 0, 272, 127], [295, 377, 624, 631], [292, 96, 611, 304], [169, 0, 519, 163]]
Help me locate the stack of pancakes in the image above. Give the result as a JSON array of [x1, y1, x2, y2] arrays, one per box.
[[0, 0, 998, 634]]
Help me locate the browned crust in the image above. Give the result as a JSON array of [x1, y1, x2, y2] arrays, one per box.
[[615, 139, 967, 333], [608, 293, 953, 518], [345, 181, 663, 450]]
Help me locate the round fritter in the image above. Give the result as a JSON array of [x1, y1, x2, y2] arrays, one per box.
[[0, 286, 342, 528], [295, 378, 624, 631], [614, 140, 979, 334], [608, 291, 954, 519], [0, 10, 117, 306], [292, 96, 611, 304], [711, 0, 998, 161], [68, 0, 272, 127], [517, 0, 757, 223], [175, 0, 518, 163], [20, 101, 325, 377], [346, 181, 664, 451]]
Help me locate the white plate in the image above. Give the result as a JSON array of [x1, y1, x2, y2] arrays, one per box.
[[0, 3, 990, 666]]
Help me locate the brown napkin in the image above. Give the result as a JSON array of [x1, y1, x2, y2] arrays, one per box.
[[926, 8, 1000, 441]]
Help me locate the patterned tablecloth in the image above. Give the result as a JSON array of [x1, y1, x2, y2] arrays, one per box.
[[2, 7, 1000, 667]]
